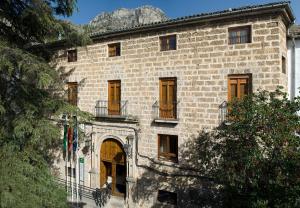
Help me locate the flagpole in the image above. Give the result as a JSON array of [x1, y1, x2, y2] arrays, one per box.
[[76, 115, 79, 205], [71, 147, 74, 202], [64, 115, 68, 195]]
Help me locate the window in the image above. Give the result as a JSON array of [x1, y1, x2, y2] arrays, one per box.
[[108, 43, 121, 57], [67, 49, 77, 62], [160, 35, 176, 51], [157, 190, 177, 206], [282, 56, 286, 74], [108, 80, 121, 115], [158, 134, 178, 162], [67, 82, 78, 106], [228, 74, 252, 101], [160, 78, 177, 119], [228, 26, 251, 44]]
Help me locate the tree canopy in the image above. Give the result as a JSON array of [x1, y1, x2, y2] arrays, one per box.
[[0, 1, 91, 207], [194, 88, 300, 207]]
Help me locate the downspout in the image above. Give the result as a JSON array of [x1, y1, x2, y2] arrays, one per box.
[[291, 36, 296, 100]]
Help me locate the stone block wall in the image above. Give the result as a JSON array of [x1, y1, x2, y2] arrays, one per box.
[[53, 13, 289, 207]]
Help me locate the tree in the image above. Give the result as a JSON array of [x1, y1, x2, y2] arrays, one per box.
[[0, 1, 91, 207], [194, 88, 300, 207]]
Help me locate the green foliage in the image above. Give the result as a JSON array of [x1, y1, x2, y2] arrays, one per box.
[[196, 88, 300, 207], [0, 1, 92, 207]]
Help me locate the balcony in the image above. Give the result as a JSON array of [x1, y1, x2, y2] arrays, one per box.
[[219, 101, 228, 125], [152, 101, 179, 124], [95, 100, 128, 119]]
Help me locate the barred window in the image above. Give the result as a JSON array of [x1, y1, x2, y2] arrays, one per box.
[[228, 26, 251, 44], [160, 35, 177, 51], [67, 49, 77, 62]]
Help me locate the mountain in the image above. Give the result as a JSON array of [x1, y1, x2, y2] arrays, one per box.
[[87, 5, 168, 34]]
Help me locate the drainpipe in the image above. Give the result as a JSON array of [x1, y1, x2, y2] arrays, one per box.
[[291, 37, 296, 100]]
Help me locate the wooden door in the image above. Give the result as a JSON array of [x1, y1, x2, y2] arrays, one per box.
[[100, 139, 126, 196], [108, 80, 121, 115], [160, 78, 176, 119]]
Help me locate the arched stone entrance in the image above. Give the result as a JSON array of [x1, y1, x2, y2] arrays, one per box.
[[100, 138, 126, 197]]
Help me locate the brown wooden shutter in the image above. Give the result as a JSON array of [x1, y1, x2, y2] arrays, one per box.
[[159, 78, 176, 119], [228, 75, 251, 101], [67, 82, 78, 106], [108, 80, 121, 115]]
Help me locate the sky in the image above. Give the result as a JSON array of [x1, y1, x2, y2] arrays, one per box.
[[62, 0, 300, 25]]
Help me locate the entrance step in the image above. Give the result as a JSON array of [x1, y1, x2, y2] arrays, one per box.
[[103, 196, 125, 208]]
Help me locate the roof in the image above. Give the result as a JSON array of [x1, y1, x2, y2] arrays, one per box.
[[289, 25, 300, 38], [48, 1, 295, 48]]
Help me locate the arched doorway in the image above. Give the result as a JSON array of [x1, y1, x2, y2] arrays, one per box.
[[100, 139, 126, 197]]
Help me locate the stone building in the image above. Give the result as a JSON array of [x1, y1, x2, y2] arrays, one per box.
[[51, 2, 294, 207]]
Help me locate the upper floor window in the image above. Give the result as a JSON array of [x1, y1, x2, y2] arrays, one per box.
[[159, 78, 177, 119], [160, 35, 176, 51], [228, 74, 252, 101], [108, 80, 121, 115], [67, 49, 77, 62], [158, 134, 178, 162], [108, 43, 121, 57], [157, 190, 177, 206], [228, 26, 251, 45], [282, 56, 286, 74], [67, 82, 78, 106]]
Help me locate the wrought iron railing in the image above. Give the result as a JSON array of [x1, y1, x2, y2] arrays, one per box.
[[95, 100, 128, 118], [152, 101, 179, 120], [219, 101, 228, 124]]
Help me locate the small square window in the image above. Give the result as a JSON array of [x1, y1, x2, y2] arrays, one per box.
[[67, 49, 77, 62], [157, 190, 177, 206], [282, 56, 286, 74], [228, 26, 251, 45], [108, 43, 121, 57], [158, 134, 178, 162], [160, 35, 176, 51]]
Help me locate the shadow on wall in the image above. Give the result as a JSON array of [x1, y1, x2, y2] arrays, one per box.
[[131, 130, 224, 208]]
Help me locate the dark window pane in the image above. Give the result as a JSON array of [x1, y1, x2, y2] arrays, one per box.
[[67, 50, 77, 62], [160, 35, 176, 51], [108, 43, 121, 57], [157, 190, 177, 205], [229, 26, 251, 45]]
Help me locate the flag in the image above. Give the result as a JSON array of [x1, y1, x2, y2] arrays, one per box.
[[68, 127, 73, 151], [73, 117, 78, 152], [63, 123, 67, 151]]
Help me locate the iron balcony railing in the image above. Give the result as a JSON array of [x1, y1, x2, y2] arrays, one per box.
[[95, 100, 128, 118], [219, 101, 228, 124], [152, 101, 179, 120]]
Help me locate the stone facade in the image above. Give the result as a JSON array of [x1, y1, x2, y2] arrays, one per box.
[[52, 3, 294, 208]]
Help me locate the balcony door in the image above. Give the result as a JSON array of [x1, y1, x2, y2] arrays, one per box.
[[228, 75, 251, 101], [108, 80, 121, 115], [159, 78, 177, 119]]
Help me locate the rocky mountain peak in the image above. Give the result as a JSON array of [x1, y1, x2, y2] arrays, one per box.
[[88, 5, 168, 33]]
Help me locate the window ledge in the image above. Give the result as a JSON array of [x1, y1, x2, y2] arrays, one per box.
[[154, 118, 179, 124]]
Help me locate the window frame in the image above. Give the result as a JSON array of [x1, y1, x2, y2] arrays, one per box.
[[67, 82, 78, 106], [160, 34, 177, 51], [158, 134, 178, 162], [228, 25, 251, 45], [67, 49, 77, 62], [227, 74, 252, 101], [108, 42, 121, 57]]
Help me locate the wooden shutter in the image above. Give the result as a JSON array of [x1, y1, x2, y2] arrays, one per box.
[[108, 80, 121, 115], [228, 75, 251, 101], [67, 82, 78, 106], [160, 78, 176, 119]]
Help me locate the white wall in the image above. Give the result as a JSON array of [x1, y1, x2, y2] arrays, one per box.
[[288, 38, 300, 98]]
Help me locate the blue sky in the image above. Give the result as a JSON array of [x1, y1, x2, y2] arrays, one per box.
[[62, 0, 300, 24]]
